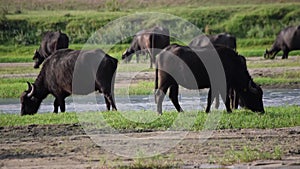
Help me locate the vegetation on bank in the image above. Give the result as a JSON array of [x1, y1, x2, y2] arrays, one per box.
[[1, 1, 300, 62], [1, 1, 300, 45], [0, 106, 299, 130]]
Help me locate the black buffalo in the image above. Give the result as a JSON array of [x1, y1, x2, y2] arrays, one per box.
[[155, 44, 264, 114], [122, 26, 170, 68], [264, 25, 300, 59], [33, 31, 69, 68], [21, 49, 118, 115], [189, 33, 238, 110], [189, 33, 237, 51], [122, 30, 150, 64]]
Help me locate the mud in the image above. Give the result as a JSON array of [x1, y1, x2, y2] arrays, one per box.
[[0, 124, 300, 168]]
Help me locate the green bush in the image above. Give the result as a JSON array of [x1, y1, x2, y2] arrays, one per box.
[[1, 3, 300, 45]]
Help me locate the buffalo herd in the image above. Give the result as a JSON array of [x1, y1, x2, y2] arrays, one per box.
[[21, 24, 300, 115]]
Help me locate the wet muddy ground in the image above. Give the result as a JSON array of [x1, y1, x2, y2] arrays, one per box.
[[0, 124, 300, 168]]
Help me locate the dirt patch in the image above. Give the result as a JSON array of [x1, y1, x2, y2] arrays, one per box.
[[1, 124, 299, 168]]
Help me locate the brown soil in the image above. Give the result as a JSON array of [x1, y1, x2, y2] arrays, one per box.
[[0, 124, 299, 168]]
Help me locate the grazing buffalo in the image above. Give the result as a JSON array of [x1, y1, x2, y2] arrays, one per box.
[[264, 25, 300, 59], [33, 31, 69, 68], [122, 26, 170, 68], [189, 33, 237, 51], [155, 44, 264, 114], [21, 49, 118, 115], [122, 30, 150, 64], [189, 33, 238, 110]]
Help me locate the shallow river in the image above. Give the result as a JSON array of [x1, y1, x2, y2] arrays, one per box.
[[0, 89, 299, 114]]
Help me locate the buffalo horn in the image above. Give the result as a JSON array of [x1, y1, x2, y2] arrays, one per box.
[[26, 82, 35, 97]]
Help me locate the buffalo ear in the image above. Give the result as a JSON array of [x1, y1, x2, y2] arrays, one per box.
[[26, 82, 35, 97]]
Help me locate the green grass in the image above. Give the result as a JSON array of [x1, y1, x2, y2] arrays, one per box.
[[0, 44, 126, 63], [1, 106, 299, 130], [3, 0, 299, 11], [216, 145, 282, 165], [116, 81, 155, 95], [247, 59, 300, 68], [0, 43, 299, 64], [1, 2, 300, 45], [254, 77, 300, 86], [0, 112, 79, 126], [0, 45, 37, 62], [0, 78, 35, 98], [0, 66, 39, 75]]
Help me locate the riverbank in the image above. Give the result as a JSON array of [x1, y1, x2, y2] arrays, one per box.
[[1, 57, 300, 168], [1, 124, 299, 168], [0, 56, 299, 98]]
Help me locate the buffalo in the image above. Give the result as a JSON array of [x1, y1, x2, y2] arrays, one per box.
[[33, 31, 69, 68], [189, 33, 238, 110], [21, 49, 118, 115], [189, 33, 237, 51], [264, 25, 300, 59], [122, 30, 150, 64], [155, 44, 264, 114], [122, 26, 170, 68]]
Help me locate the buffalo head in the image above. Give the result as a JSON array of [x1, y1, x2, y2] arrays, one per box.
[[121, 49, 133, 63], [263, 49, 275, 59], [239, 80, 264, 113], [20, 82, 41, 115], [32, 50, 45, 69]]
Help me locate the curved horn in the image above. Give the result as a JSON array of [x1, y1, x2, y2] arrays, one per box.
[[26, 82, 35, 97], [248, 81, 258, 94]]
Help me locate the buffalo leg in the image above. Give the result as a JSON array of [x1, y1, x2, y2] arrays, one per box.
[[59, 99, 66, 112], [104, 94, 117, 111], [150, 56, 153, 69], [148, 48, 153, 69], [54, 98, 59, 113], [206, 89, 212, 113], [104, 96, 111, 111], [214, 95, 220, 109], [169, 84, 183, 112], [155, 86, 168, 115], [223, 88, 232, 113], [136, 53, 139, 63], [282, 50, 289, 59], [233, 90, 239, 109], [229, 88, 235, 109], [54, 97, 65, 113]]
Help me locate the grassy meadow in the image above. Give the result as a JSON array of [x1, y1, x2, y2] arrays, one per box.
[[0, 0, 299, 129]]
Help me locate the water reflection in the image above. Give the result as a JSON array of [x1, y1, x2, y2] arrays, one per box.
[[1, 89, 299, 114]]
